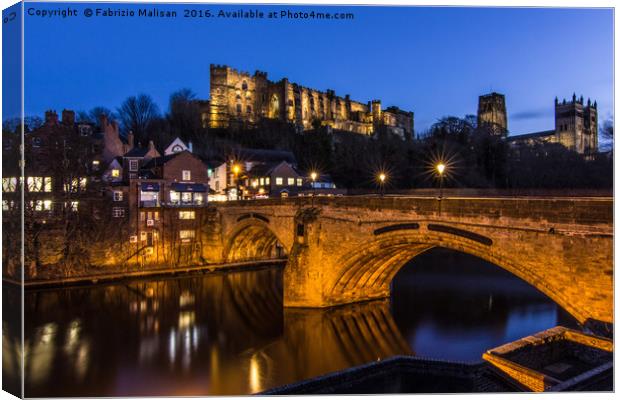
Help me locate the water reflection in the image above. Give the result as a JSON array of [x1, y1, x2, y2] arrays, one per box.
[[5, 248, 578, 396]]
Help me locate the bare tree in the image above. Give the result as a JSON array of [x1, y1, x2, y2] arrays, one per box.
[[117, 94, 160, 144]]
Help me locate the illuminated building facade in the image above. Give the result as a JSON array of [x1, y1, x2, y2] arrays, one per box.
[[205, 64, 414, 140]]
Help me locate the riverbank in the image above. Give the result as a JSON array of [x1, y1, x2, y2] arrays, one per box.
[[3, 258, 286, 290]]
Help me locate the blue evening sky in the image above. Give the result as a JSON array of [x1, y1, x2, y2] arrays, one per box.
[[16, 3, 614, 135]]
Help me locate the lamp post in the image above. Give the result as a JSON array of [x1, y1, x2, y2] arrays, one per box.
[[251, 180, 258, 200], [378, 173, 386, 197], [232, 163, 241, 201], [436, 163, 446, 199], [310, 171, 318, 206]]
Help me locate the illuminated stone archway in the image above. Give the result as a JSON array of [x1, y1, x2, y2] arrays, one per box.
[[224, 220, 288, 263]]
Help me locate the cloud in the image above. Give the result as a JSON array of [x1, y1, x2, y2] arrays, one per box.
[[510, 109, 548, 121]]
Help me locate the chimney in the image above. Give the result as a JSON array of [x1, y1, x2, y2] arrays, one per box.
[[45, 110, 59, 125], [61, 109, 75, 126], [127, 131, 134, 149]]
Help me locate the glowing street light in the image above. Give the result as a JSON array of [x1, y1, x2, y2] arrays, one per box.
[[232, 163, 241, 200], [378, 173, 387, 197], [436, 163, 446, 199], [310, 171, 318, 202]]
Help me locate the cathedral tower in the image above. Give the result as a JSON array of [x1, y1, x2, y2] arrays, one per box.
[[477, 92, 508, 136]]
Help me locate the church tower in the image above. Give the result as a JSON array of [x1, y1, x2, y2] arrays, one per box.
[[477, 92, 508, 136], [554, 94, 598, 156]]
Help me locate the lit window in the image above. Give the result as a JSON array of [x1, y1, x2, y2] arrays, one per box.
[[287, 177, 295, 186], [2, 177, 17, 192], [27, 177, 44, 192], [182, 170, 191, 181], [63, 177, 87, 193], [92, 160, 100, 171], [179, 230, 195, 239], [275, 177, 283, 186], [70, 201, 78, 212], [297, 178, 303, 186], [113, 191, 123, 201], [31, 200, 52, 211], [179, 211, 195, 220], [112, 207, 125, 218], [265, 177, 270, 185], [129, 160, 139, 171], [170, 190, 180, 203], [153, 212, 159, 221], [259, 178, 264, 186], [140, 212, 146, 221], [194, 193, 204, 205], [2, 200, 13, 211], [111, 169, 120, 178], [43, 177, 52, 192]]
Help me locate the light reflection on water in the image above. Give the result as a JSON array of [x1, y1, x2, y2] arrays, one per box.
[[4, 248, 577, 396]]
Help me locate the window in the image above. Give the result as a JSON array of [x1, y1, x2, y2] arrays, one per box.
[[297, 178, 303, 186], [112, 207, 125, 218], [140, 212, 146, 221], [69, 201, 78, 212], [182, 170, 191, 181], [27, 177, 43, 192], [236, 104, 242, 113], [31, 200, 52, 211], [92, 160, 100, 171], [179, 230, 195, 239], [3, 200, 14, 211], [170, 190, 180, 203], [275, 177, 283, 186], [287, 177, 295, 186], [265, 177, 270, 185], [113, 191, 123, 201], [242, 81, 248, 91], [111, 169, 120, 178], [247, 105, 252, 113], [179, 211, 195, 220], [32, 137, 42, 147], [194, 193, 204, 205], [64, 177, 87, 193], [259, 178, 264, 186], [129, 160, 139, 171], [2, 177, 17, 192]]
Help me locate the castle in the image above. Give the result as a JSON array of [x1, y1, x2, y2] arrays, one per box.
[[477, 92, 598, 156], [203, 64, 415, 140]]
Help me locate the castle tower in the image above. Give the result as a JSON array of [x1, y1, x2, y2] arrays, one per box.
[[555, 95, 598, 155], [209, 64, 231, 129], [477, 92, 507, 136]]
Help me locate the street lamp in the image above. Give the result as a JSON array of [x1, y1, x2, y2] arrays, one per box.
[[436, 163, 446, 199], [378, 173, 386, 197], [309, 171, 318, 204], [232, 163, 241, 200]]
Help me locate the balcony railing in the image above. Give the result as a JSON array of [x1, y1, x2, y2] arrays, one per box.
[[165, 201, 206, 207]]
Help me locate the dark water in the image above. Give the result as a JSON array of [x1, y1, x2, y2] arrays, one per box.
[[4, 248, 578, 396]]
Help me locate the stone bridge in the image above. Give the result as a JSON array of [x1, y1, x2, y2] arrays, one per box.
[[202, 196, 613, 326]]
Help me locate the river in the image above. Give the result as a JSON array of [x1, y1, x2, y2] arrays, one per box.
[[3, 247, 577, 396]]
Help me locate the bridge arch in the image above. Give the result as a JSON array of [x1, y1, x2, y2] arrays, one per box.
[[327, 229, 583, 323], [223, 219, 289, 263]]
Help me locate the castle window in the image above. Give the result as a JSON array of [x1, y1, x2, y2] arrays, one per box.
[[236, 95, 241, 100], [242, 81, 248, 91], [236, 104, 242, 114], [247, 105, 252, 113], [288, 100, 293, 107]]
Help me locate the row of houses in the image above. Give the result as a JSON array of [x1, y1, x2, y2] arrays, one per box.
[[2, 110, 341, 270]]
